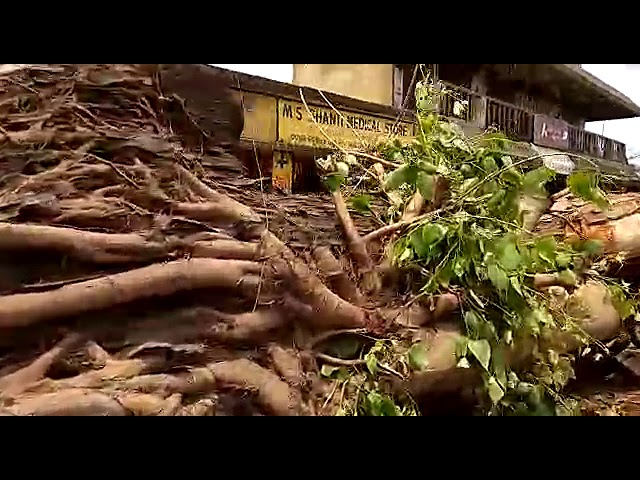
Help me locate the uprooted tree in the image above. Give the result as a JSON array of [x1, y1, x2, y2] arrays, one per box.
[[0, 64, 635, 416]]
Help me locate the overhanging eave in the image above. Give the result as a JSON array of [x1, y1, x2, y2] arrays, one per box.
[[550, 64, 640, 122]]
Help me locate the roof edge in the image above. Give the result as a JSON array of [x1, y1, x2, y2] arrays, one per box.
[[553, 64, 640, 120]]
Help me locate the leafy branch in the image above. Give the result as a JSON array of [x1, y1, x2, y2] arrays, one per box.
[[315, 76, 635, 416]]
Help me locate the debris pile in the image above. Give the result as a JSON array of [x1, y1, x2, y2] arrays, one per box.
[[0, 64, 639, 416], [0, 64, 334, 416]]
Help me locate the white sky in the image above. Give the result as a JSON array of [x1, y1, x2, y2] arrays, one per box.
[[212, 64, 640, 157]]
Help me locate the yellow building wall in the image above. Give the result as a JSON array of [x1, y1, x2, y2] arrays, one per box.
[[293, 64, 394, 107]]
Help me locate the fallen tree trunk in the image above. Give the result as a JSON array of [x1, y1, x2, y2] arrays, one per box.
[[537, 191, 640, 260]]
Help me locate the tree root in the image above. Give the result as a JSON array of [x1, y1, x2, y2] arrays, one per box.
[[0, 333, 85, 396], [312, 246, 363, 304], [172, 202, 258, 226], [209, 359, 302, 416], [0, 258, 262, 329], [331, 190, 380, 294], [177, 399, 216, 416], [209, 309, 288, 345], [112, 368, 216, 396], [2, 356, 302, 416], [22, 358, 159, 394], [0, 222, 180, 263], [314, 353, 366, 367], [5, 389, 128, 416], [191, 239, 258, 261], [269, 344, 305, 390], [533, 272, 577, 290], [176, 164, 366, 330]]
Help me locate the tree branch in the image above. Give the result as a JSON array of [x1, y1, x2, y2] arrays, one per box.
[[331, 189, 380, 294]]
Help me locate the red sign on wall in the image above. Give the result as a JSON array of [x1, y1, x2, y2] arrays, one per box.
[[533, 115, 569, 150]]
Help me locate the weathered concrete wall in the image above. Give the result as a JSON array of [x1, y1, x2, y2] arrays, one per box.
[[293, 64, 394, 107]]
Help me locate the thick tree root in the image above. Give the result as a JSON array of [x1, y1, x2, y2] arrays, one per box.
[[176, 164, 367, 330], [208, 359, 301, 416], [312, 246, 363, 304], [0, 333, 85, 396], [0, 259, 262, 328], [7, 389, 128, 416], [209, 309, 289, 345], [0, 222, 181, 263]]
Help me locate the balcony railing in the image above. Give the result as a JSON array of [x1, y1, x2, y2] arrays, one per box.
[[438, 82, 476, 124], [486, 98, 534, 143], [434, 81, 627, 163], [567, 125, 627, 163]]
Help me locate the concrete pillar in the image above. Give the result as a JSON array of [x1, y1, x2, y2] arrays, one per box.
[[293, 64, 394, 106], [470, 70, 488, 129]]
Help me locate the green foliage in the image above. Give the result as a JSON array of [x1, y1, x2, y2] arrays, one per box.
[[568, 171, 608, 210], [374, 79, 637, 416], [315, 76, 636, 417], [324, 173, 345, 192], [322, 339, 420, 417], [407, 343, 429, 371], [350, 194, 373, 214]]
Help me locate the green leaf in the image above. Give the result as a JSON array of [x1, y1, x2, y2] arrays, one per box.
[[320, 364, 340, 378], [410, 229, 429, 257], [461, 177, 479, 193], [452, 256, 470, 279], [487, 376, 505, 404], [416, 171, 435, 201], [496, 237, 523, 271], [499, 156, 523, 185], [365, 352, 378, 376], [397, 247, 413, 263], [422, 223, 447, 247], [487, 190, 507, 210], [384, 165, 417, 191], [534, 237, 558, 266], [482, 180, 499, 196], [390, 150, 404, 162], [464, 311, 482, 338], [460, 163, 474, 178], [523, 167, 554, 197], [609, 284, 636, 319], [575, 239, 604, 257], [557, 269, 577, 287], [510, 276, 523, 296], [501, 155, 513, 167], [350, 194, 373, 214], [417, 160, 438, 174], [324, 174, 345, 192], [556, 252, 572, 269], [364, 392, 399, 416], [456, 337, 469, 358], [468, 339, 491, 371], [492, 349, 508, 389], [568, 171, 609, 210], [437, 263, 454, 288], [408, 343, 429, 371], [481, 157, 498, 173], [487, 263, 510, 293]]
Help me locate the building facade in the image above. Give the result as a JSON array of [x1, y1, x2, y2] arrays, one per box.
[[293, 64, 640, 165]]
